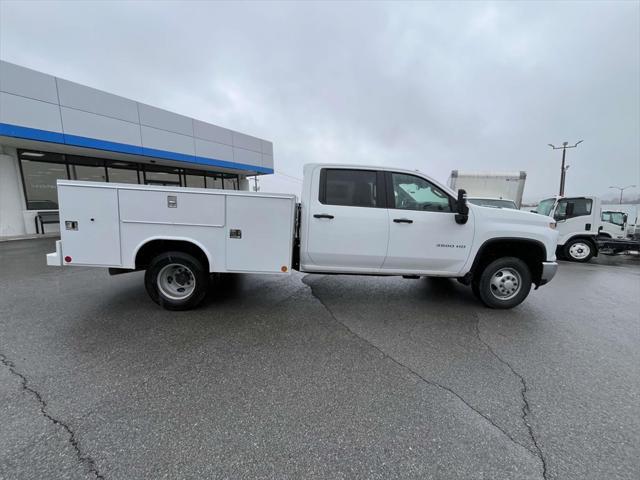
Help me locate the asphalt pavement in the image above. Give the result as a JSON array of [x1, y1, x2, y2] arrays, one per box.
[[0, 238, 638, 480]]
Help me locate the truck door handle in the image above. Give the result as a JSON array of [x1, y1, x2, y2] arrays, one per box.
[[314, 214, 334, 219], [393, 218, 413, 224]]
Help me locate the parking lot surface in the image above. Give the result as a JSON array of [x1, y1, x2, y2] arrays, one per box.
[[1, 238, 638, 480]]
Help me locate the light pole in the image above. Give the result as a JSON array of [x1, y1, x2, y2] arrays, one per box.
[[609, 185, 636, 204], [548, 140, 583, 196]]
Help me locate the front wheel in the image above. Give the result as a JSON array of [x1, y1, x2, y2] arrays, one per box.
[[563, 238, 594, 263], [145, 251, 209, 310], [474, 257, 532, 309]]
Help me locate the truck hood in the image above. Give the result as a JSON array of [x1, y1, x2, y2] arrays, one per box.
[[468, 203, 554, 226]]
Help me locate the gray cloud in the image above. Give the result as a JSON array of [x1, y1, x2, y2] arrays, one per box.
[[1, 0, 638, 201]]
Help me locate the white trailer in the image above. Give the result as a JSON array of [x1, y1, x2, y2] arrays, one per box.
[[448, 171, 527, 208], [48, 164, 559, 310]]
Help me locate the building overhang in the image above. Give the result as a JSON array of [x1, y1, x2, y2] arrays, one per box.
[[1, 123, 272, 176]]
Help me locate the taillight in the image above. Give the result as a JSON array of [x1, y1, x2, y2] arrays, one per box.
[[64, 256, 72, 263]]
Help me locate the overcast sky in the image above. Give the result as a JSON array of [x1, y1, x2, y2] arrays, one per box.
[[1, 0, 638, 202]]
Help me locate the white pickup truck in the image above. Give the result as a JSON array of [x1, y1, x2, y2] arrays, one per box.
[[47, 164, 559, 310]]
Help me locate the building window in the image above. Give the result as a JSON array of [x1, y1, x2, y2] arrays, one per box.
[[206, 174, 224, 189], [223, 175, 239, 190], [106, 161, 139, 184], [19, 151, 68, 210], [184, 171, 206, 188], [18, 149, 246, 210], [68, 156, 107, 182], [143, 165, 182, 186]]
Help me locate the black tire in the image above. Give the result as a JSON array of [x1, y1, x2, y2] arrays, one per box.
[[476, 257, 532, 309], [563, 238, 595, 263], [144, 251, 208, 310]]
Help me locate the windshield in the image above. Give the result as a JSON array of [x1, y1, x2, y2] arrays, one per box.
[[467, 198, 517, 209], [536, 198, 556, 216]]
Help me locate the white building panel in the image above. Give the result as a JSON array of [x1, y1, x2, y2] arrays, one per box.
[[233, 147, 262, 168], [261, 140, 273, 156], [57, 79, 139, 123], [0, 60, 59, 104], [61, 107, 142, 146], [193, 119, 233, 145], [232, 131, 262, 153], [0, 92, 63, 132], [195, 138, 234, 162], [141, 125, 195, 156], [138, 103, 193, 136], [262, 154, 274, 169]]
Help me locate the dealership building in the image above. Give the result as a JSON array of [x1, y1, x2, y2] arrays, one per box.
[[0, 60, 274, 237]]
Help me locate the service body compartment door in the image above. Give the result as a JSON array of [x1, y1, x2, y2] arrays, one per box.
[[226, 195, 295, 273], [58, 185, 121, 266]]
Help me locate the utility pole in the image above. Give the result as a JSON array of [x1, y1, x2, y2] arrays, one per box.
[[548, 140, 583, 196], [609, 185, 636, 204]]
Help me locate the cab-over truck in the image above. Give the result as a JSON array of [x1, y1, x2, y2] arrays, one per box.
[[47, 164, 559, 310]]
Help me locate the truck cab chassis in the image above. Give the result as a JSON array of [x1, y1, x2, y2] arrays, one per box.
[[48, 164, 559, 310]]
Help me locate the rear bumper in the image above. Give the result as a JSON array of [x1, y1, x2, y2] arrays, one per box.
[[538, 261, 558, 286], [46, 240, 63, 266]]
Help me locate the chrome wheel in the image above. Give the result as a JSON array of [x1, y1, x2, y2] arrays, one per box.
[[157, 263, 196, 301], [490, 268, 522, 300], [568, 242, 591, 260]]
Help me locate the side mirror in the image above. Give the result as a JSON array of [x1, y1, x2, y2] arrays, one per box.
[[455, 189, 469, 225]]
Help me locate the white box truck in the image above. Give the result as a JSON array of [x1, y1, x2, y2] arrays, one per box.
[[48, 164, 559, 310], [448, 171, 527, 208]]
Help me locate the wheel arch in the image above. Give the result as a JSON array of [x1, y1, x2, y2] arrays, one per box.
[[471, 237, 547, 286], [134, 237, 212, 271]]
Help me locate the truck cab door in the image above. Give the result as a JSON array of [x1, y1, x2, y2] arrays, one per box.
[[302, 168, 389, 272], [553, 197, 597, 244], [381, 171, 474, 274]]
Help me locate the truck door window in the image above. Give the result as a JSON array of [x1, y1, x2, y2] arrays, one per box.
[[555, 198, 592, 220], [320, 169, 378, 207], [390, 173, 451, 212]]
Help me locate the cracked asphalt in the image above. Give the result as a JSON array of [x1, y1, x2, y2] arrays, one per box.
[[0, 238, 638, 480]]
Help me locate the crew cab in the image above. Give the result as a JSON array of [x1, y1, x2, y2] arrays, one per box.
[[47, 164, 559, 310]]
